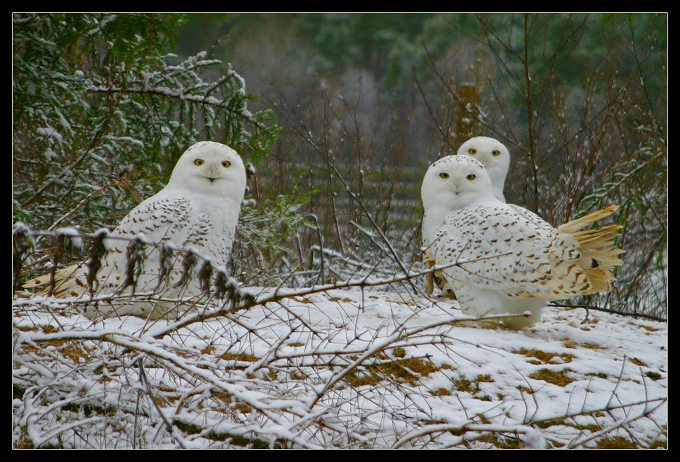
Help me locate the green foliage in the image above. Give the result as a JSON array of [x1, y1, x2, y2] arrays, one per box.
[[576, 118, 667, 319], [231, 190, 316, 284], [13, 13, 279, 233]]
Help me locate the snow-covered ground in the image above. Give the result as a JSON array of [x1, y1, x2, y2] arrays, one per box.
[[13, 287, 667, 449]]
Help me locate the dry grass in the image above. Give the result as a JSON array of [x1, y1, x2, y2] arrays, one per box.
[[514, 348, 575, 364], [596, 437, 638, 449], [629, 357, 649, 367], [528, 368, 576, 386]]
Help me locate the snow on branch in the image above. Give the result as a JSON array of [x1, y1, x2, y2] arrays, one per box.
[[13, 227, 667, 448]]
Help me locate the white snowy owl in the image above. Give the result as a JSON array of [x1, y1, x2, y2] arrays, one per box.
[[422, 137, 511, 296], [456, 136, 510, 202], [25, 141, 247, 320], [425, 155, 623, 330]]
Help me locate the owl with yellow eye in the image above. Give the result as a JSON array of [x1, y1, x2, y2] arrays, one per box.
[[421, 136, 511, 297], [25, 141, 247, 320], [423, 155, 622, 329], [456, 136, 510, 202]]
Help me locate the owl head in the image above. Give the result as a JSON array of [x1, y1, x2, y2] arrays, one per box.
[[421, 154, 497, 212], [456, 136, 510, 194], [169, 141, 247, 203]]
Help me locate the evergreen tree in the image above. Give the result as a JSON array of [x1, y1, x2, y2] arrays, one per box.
[[13, 13, 279, 233]]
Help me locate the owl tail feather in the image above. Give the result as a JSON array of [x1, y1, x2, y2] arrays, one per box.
[[558, 205, 625, 294], [22, 263, 87, 298]]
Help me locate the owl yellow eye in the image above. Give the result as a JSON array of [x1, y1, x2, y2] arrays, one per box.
[[222, 160, 231, 168], [468, 148, 477, 155], [492, 149, 501, 156], [439, 172, 449, 179], [466, 174, 476, 180], [194, 159, 204, 166]]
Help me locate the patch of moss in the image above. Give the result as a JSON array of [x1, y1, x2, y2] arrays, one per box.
[[431, 388, 451, 396], [474, 413, 491, 424], [562, 339, 578, 349], [596, 437, 637, 449], [173, 420, 287, 448], [59, 344, 94, 363], [638, 325, 659, 332], [528, 368, 575, 386], [514, 348, 575, 364], [328, 296, 353, 303], [586, 372, 608, 379], [386, 362, 421, 383], [235, 403, 253, 413], [219, 352, 260, 362], [211, 390, 232, 405], [454, 374, 495, 394], [454, 379, 476, 393], [173, 420, 203, 435], [344, 356, 444, 388], [392, 347, 406, 358], [287, 342, 305, 348], [629, 357, 648, 367], [62, 402, 117, 418], [36, 442, 64, 449], [535, 418, 599, 432], [13, 325, 38, 332], [344, 369, 383, 387], [477, 434, 520, 449], [13, 385, 25, 399], [15, 427, 35, 448], [648, 440, 667, 449], [582, 342, 605, 350], [400, 357, 438, 377], [573, 423, 600, 432], [535, 418, 567, 429], [290, 371, 307, 380], [645, 371, 662, 381]]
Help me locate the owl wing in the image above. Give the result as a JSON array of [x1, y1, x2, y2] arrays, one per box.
[[25, 194, 198, 297], [433, 204, 589, 300], [110, 195, 194, 249]]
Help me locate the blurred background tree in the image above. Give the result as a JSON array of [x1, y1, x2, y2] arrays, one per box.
[[14, 13, 667, 319]]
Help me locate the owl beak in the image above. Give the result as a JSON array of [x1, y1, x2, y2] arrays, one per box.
[[452, 179, 462, 194], [204, 165, 222, 182]]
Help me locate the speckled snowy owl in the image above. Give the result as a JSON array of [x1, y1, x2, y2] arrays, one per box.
[[422, 137, 511, 296], [25, 141, 247, 320], [425, 155, 623, 330]]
